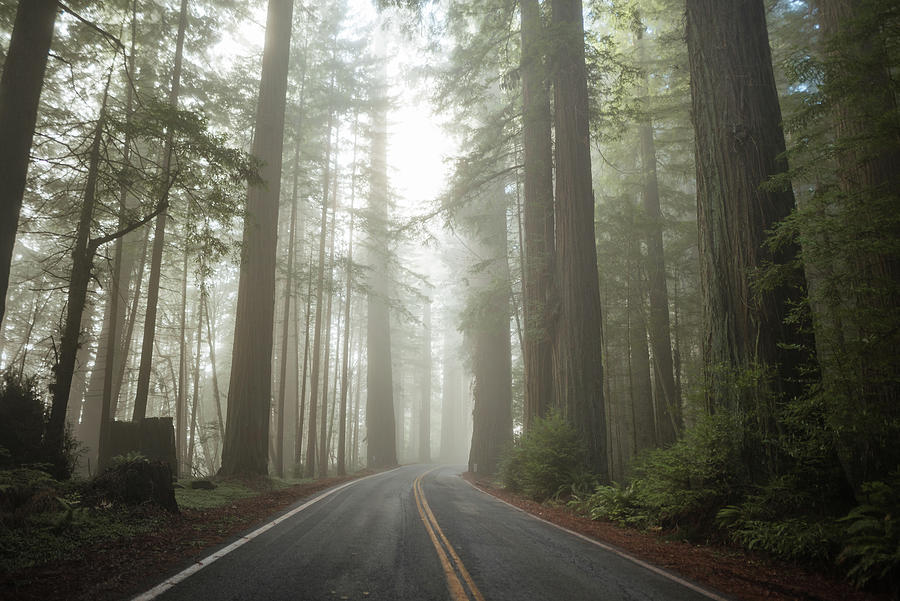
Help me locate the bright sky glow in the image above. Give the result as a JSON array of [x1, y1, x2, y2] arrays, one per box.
[[211, 0, 455, 222]]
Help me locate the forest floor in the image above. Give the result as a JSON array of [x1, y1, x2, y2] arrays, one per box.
[[0, 471, 369, 601], [463, 473, 889, 601]]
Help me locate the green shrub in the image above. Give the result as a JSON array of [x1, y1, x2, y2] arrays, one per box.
[[627, 412, 748, 532], [499, 413, 595, 501], [0, 372, 45, 467], [581, 481, 650, 528], [837, 473, 900, 591], [716, 505, 840, 561], [0, 467, 65, 529]]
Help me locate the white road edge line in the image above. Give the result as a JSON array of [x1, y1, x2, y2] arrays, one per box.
[[461, 475, 733, 601], [131, 467, 402, 601]]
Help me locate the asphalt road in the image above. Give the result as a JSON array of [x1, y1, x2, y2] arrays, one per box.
[[135, 465, 730, 601]]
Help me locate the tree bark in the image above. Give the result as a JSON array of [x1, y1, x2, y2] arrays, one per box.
[[686, 0, 806, 421], [220, 0, 293, 476], [551, 0, 608, 479], [520, 0, 556, 431], [467, 195, 513, 476], [365, 70, 397, 470], [0, 0, 58, 329]]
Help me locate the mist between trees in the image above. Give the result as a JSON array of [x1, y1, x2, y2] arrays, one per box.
[[1, 0, 899, 590]]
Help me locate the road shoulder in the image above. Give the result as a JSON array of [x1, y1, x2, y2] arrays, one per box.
[[461, 473, 884, 601]]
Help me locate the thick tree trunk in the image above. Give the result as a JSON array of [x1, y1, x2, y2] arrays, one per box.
[[467, 196, 512, 476], [520, 0, 556, 431], [133, 0, 190, 422], [366, 74, 397, 470], [551, 0, 608, 479], [686, 0, 806, 423], [220, 0, 293, 476], [0, 0, 58, 329]]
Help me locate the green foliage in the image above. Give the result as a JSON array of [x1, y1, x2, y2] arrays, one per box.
[[499, 413, 595, 501], [837, 474, 900, 590], [0, 370, 81, 478], [579, 481, 649, 528], [174, 479, 259, 511], [0, 467, 62, 529], [626, 413, 747, 532], [0, 372, 46, 467]]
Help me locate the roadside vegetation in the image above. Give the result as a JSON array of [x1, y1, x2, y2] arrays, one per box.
[[500, 410, 900, 596], [0, 373, 317, 576]]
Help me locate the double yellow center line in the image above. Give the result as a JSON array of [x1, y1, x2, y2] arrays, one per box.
[[413, 469, 486, 601]]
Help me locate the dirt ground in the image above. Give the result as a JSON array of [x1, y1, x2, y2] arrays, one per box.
[[462, 473, 889, 601]]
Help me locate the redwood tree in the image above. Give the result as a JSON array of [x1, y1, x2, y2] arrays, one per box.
[[520, 0, 556, 431], [685, 0, 806, 440], [220, 0, 294, 476], [551, 0, 608, 479], [0, 0, 58, 328]]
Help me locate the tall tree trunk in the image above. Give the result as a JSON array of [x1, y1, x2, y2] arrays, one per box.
[[97, 2, 139, 472], [467, 195, 512, 476], [46, 77, 111, 476], [520, 0, 556, 430], [812, 0, 900, 488], [203, 294, 225, 443], [686, 0, 806, 427], [296, 255, 314, 469], [337, 117, 359, 476], [318, 152, 340, 478], [351, 320, 363, 470], [636, 30, 680, 444], [186, 295, 203, 476], [220, 0, 294, 476], [176, 234, 190, 475], [626, 205, 653, 455], [112, 228, 150, 419], [305, 102, 335, 478], [440, 332, 463, 463], [366, 72, 397, 469], [133, 0, 190, 421], [0, 0, 58, 329], [275, 146, 299, 478], [418, 300, 432, 463], [551, 0, 608, 479]]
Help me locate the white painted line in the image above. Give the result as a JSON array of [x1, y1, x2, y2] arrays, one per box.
[[132, 468, 401, 601], [461, 475, 733, 601]]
